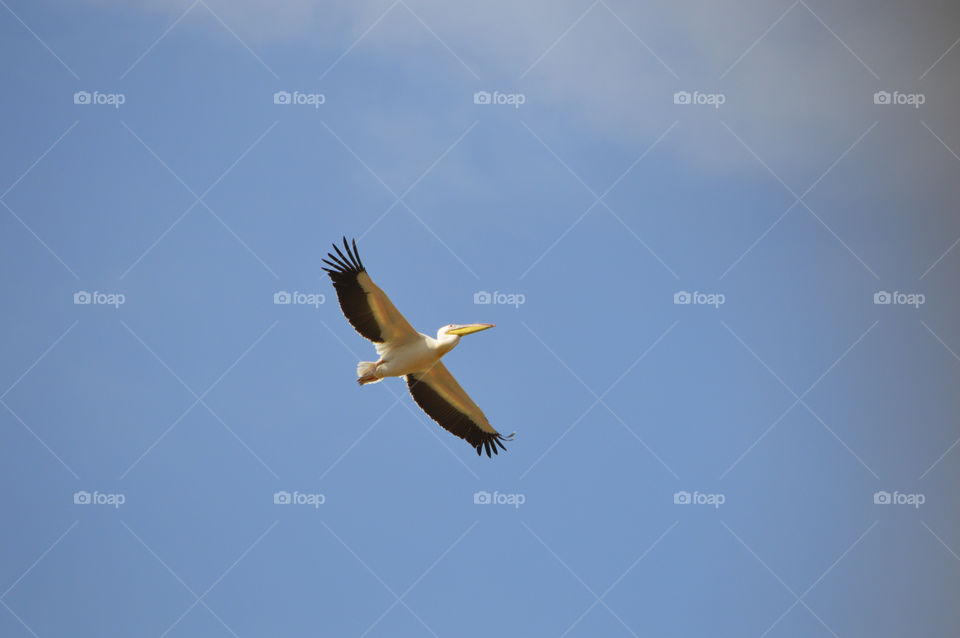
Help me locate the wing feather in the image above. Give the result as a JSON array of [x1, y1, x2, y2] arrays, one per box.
[[322, 237, 417, 344], [406, 362, 514, 457]]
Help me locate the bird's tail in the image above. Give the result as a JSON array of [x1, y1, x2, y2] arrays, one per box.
[[357, 361, 382, 385]]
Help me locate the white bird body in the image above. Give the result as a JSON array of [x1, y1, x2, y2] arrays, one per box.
[[360, 329, 460, 382], [323, 238, 514, 457]]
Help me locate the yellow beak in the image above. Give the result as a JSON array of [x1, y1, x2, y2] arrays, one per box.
[[446, 323, 495, 336]]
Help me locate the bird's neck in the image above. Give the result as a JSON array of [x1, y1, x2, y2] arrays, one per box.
[[431, 334, 460, 356]]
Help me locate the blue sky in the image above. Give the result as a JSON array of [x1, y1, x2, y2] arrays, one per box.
[[2, 0, 960, 636]]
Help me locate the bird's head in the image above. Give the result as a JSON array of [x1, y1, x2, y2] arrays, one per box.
[[437, 323, 495, 346]]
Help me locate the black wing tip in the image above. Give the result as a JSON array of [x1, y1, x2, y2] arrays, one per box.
[[324, 237, 364, 276], [474, 431, 515, 457], [342, 236, 363, 269]]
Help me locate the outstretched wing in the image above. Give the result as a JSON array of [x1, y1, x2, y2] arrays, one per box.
[[322, 237, 417, 344], [406, 362, 514, 457]]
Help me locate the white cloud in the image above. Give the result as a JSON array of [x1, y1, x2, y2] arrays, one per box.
[[94, 0, 960, 179]]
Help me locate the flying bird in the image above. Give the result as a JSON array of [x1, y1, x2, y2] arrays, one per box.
[[322, 237, 514, 457]]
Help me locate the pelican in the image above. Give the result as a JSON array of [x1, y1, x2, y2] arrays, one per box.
[[322, 237, 515, 457]]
